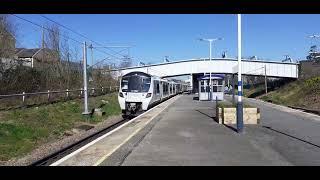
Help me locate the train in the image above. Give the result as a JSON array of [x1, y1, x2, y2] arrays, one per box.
[[118, 71, 188, 117]]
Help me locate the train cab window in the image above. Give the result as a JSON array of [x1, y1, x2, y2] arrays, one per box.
[[121, 74, 151, 93]]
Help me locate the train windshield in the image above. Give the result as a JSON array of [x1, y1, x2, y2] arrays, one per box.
[[121, 75, 151, 93]]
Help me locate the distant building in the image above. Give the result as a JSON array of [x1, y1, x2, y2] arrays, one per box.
[[14, 48, 60, 68]]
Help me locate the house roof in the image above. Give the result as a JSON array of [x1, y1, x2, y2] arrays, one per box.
[[15, 48, 25, 54], [15, 48, 41, 58]]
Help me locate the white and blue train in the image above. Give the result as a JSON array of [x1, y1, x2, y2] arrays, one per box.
[[118, 71, 188, 117]]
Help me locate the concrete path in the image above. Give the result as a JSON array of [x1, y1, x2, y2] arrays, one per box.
[[101, 94, 320, 166]]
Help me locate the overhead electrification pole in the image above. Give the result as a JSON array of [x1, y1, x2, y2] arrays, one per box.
[[82, 41, 90, 115], [237, 14, 244, 133]]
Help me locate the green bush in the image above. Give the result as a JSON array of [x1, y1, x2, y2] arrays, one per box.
[[305, 76, 320, 92]]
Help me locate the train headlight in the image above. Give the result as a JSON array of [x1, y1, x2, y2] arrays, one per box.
[[146, 93, 152, 98], [119, 92, 124, 97]]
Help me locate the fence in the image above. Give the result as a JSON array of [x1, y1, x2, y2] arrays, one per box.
[[0, 86, 119, 111]]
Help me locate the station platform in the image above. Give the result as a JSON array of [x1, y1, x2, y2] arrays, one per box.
[[53, 94, 320, 166], [106, 94, 292, 166]]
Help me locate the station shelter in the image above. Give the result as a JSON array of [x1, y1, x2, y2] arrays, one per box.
[[197, 74, 225, 101]]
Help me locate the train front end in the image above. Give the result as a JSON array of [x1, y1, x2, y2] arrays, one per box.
[[118, 72, 152, 117]]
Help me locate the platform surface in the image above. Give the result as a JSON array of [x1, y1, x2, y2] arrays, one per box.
[[101, 94, 320, 166]]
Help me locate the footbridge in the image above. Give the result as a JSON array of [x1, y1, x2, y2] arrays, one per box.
[[111, 58, 299, 79]]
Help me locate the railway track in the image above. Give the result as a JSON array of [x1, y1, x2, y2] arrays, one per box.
[[30, 94, 182, 166], [30, 118, 130, 166]]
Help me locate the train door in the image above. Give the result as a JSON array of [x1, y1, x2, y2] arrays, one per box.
[[165, 82, 169, 97], [160, 81, 163, 100], [153, 80, 160, 102]]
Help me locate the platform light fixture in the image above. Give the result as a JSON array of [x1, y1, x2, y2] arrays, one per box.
[[197, 37, 223, 101]]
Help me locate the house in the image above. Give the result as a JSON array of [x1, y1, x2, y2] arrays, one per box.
[[14, 48, 59, 68]]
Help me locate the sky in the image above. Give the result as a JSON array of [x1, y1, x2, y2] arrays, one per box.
[[10, 14, 320, 66]]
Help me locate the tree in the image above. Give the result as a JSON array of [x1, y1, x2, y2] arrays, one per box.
[[0, 15, 16, 58], [43, 23, 61, 61], [306, 45, 320, 63]]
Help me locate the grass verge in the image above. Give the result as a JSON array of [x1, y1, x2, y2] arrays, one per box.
[[0, 92, 121, 162], [259, 76, 320, 110]]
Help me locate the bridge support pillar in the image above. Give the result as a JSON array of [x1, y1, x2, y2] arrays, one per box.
[[232, 74, 235, 104], [190, 73, 193, 93]]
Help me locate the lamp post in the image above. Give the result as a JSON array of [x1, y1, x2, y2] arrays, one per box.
[[198, 37, 223, 101]]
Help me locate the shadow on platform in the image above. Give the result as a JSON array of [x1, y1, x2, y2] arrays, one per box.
[[223, 124, 238, 133]]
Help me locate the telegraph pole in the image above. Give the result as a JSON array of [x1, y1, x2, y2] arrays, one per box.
[[89, 44, 94, 66], [82, 42, 90, 115], [237, 14, 244, 133], [67, 52, 70, 88], [42, 26, 45, 64]]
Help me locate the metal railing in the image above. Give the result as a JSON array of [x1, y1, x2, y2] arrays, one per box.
[[0, 86, 119, 110]]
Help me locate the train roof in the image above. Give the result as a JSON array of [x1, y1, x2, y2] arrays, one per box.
[[122, 71, 151, 77], [122, 71, 186, 84]]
